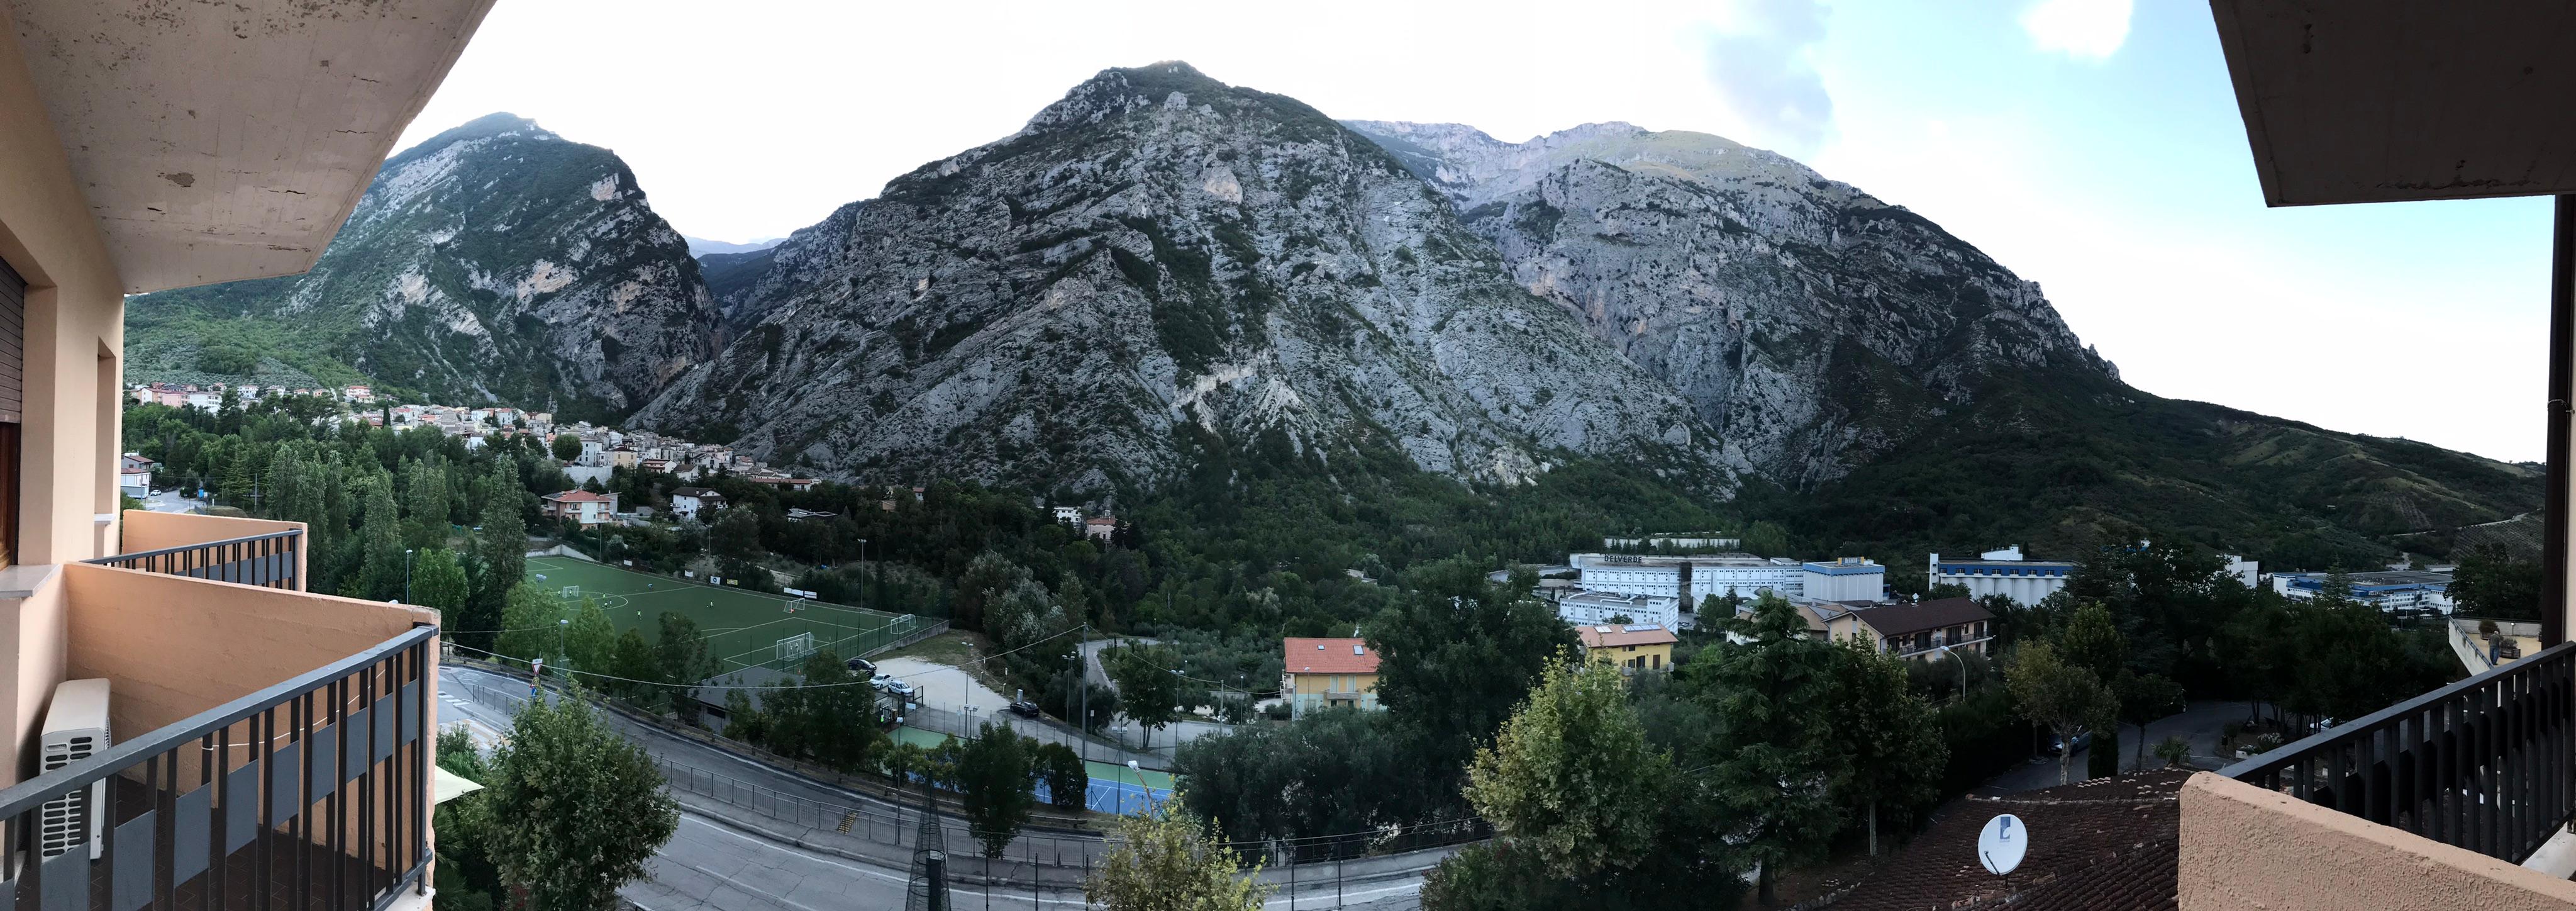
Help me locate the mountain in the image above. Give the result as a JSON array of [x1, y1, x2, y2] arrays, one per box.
[[648, 63, 2538, 566], [125, 113, 719, 420], [1341, 120, 2540, 563], [686, 236, 784, 257], [633, 62, 1735, 493]]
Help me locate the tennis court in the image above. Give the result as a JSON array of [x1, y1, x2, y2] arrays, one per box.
[[889, 726, 1173, 815], [524, 556, 920, 673]]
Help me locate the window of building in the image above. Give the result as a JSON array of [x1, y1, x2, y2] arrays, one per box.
[[0, 259, 21, 568]]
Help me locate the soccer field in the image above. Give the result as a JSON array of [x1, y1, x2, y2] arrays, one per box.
[[524, 556, 921, 673]]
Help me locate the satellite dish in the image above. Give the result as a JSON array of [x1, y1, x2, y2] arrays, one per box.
[[1978, 813, 2028, 875]]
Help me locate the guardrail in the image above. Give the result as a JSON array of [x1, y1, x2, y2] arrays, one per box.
[[87, 528, 303, 590], [0, 624, 435, 910], [2221, 640, 2576, 864]]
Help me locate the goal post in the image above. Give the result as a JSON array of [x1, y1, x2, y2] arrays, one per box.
[[774, 632, 817, 668], [558, 585, 580, 601]]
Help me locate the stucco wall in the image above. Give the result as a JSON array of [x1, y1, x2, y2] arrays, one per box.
[[0, 567, 66, 786], [2179, 772, 2576, 910], [0, 0, 128, 569]]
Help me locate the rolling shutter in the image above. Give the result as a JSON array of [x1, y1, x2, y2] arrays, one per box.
[[0, 259, 19, 423]]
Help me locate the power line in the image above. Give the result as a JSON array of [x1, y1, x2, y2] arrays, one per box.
[[449, 622, 1087, 691]]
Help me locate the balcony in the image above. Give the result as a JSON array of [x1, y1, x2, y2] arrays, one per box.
[[99, 511, 308, 590], [0, 514, 440, 911], [2179, 642, 2576, 907]]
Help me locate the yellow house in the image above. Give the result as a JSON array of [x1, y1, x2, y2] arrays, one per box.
[[1282, 637, 1381, 718], [1576, 623, 1678, 673]]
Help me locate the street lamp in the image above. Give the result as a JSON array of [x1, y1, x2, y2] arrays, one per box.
[[1932, 644, 1968, 696], [404, 548, 416, 603], [1126, 759, 1143, 814]]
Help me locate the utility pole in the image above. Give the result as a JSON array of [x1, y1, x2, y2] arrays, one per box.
[[1077, 623, 1089, 764]]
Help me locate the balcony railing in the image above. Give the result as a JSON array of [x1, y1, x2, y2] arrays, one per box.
[[87, 529, 303, 590], [0, 624, 436, 910], [2220, 640, 2576, 864]]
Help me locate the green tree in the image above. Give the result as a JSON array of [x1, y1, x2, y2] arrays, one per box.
[[1366, 558, 1577, 796], [482, 690, 678, 911], [2451, 545, 2543, 621], [657, 613, 718, 725], [462, 461, 526, 653], [2118, 671, 2187, 771], [550, 433, 582, 462], [1826, 637, 1946, 856], [2007, 642, 2117, 786], [1085, 793, 1270, 911], [2153, 735, 2194, 768], [411, 547, 469, 623], [493, 583, 566, 664], [563, 598, 617, 676], [1463, 650, 1667, 880], [609, 629, 658, 702], [353, 474, 404, 601], [1740, 521, 1790, 558], [1109, 644, 1184, 752], [956, 723, 1038, 858], [1699, 593, 1843, 903], [1035, 741, 1089, 811]]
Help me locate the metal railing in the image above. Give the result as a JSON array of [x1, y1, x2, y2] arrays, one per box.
[[0, 625, 436, 910], [2221, 640, 2576, 864], [87, 528, 303, 590]]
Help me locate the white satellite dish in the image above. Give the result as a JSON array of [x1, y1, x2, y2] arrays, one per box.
[[1978, 813, 2028, 875]]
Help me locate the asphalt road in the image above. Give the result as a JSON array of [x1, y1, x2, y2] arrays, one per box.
[[436, 663, 1437, 910], [1979, 700, 2250, 794]]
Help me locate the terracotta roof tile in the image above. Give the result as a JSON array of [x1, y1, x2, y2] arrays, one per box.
[[1284, 637, 1380, 674]]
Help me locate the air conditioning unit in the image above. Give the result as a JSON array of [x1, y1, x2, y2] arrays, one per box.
[[39, 679, 110, 861]]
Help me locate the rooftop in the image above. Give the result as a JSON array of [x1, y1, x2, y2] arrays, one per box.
[[1577, 624, 1679, 649], [1832, 769, 2186, 910], [542, 489, 614, 503], [1850, 596, 1994, 636], [1284, 637, 1379, 675], [2280, 569, 2451, 587], [1571, 552, 1797, 568]]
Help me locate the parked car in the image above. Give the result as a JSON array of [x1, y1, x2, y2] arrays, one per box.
[[845, 657, 875, 675], [869, 674, 896, 691], [1007, 700, 1041, 718], [884, 679, 917, 698], [2043, 731, 2094, 757]]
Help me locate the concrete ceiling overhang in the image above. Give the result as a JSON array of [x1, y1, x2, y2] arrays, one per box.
[[9, 0, 496, 294], [2210, 0, 2576, 207]]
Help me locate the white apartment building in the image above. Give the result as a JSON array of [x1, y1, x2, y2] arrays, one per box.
[[1800, 557, 1887, 601], [1928, 545, 2077, 606], [1556, 590, 1688, 630], [1570, 552, 1807, 605], [2272, 570, 2455, 616]]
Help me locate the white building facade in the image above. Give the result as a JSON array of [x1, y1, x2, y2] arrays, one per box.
[[1570, 553, 1807, 605], [2272, 570, 2454, 615], [1928, 545, 2076, 606], [1800, 557, 1887, 602], [1555, 590, 1687, 630]]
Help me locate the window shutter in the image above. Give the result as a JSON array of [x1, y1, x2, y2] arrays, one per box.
[[0, 259, 21, 423]]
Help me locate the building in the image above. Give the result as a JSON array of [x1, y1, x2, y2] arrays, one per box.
[[1084, 515, 1116, 542], [2272, 569, 2454, 616], [118, 452, 155, 495], [1555, 590, 1684, 630], [341, 384, 373, 403], [1569, 552, 1807, 605], [1840, 597, 1996, 659], [1928, 545, 2076, 605], [1575, 623, 1678, 673], [747, 476, 818, 492], [1601, 533, 1740, 551], [0, 2, 487, 906], [1053, 506, 1082, 526], [785, 507, 837, 522], [1282, 637, 1381, 718], [605, 445, 638, 468], [1799, 556, 1886, 601], [2221, 553, 2260, 588], [541, 489, 620, 528], [1831, 770, 2187, 910], [670, 486, 725, 521]]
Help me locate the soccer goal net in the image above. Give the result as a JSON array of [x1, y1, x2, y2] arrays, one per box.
[[775, 632, 818, 667], [558, 585, 580, 601]]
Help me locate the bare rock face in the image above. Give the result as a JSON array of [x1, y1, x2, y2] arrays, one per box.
[[128, 113, 719, 419], [635, 63, 1739, 494], [1344, 120, 2117, 488]]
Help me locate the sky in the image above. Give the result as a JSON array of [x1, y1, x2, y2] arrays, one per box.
[[402, 0, 2551, 463]]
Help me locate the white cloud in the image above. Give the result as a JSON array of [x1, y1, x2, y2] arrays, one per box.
[[2019, 0, 2133, 61]]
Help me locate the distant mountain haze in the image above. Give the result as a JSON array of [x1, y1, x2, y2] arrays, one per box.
[[124, 65, 2543, 564], [686, 236, 786, 257]]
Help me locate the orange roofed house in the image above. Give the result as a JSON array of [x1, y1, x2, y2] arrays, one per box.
[[0, 1, 496, 908], [1576, 623, 1679, 673], [1282, 637, 1381, 718], [541, 489, 619, 528]]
